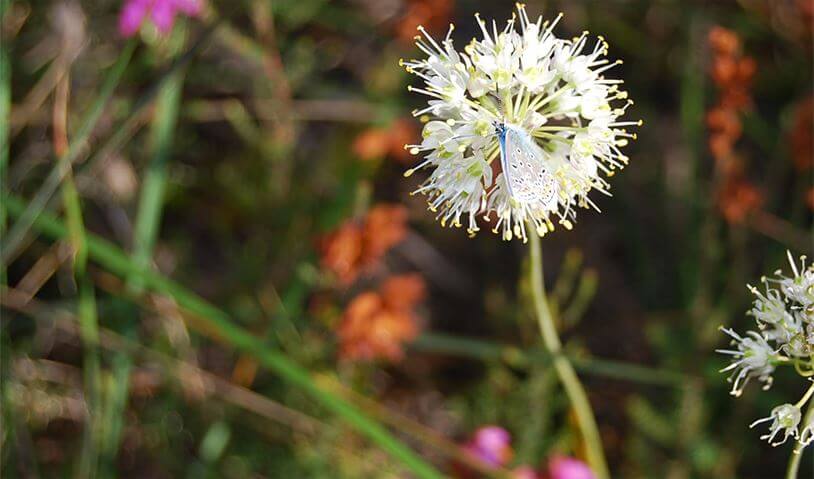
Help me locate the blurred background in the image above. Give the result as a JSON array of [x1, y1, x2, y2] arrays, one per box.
[[1, 0, 812, 477]]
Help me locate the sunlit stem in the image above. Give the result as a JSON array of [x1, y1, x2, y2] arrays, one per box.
[[794, 359, 814, 377], [528, 233, 610, 479], [787, 393, 814, 479], [795, 381, 814, 409]]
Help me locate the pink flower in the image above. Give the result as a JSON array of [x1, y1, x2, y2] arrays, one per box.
[[118, 0, 202, 37], [547, 456, 596, 479], [512, 465, 540, 479], [463, 426, 513, 467]]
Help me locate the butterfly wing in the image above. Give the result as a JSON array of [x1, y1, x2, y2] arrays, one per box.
[[502, 126, 558, 209]]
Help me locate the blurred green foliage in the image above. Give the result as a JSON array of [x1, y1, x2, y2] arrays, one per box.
[[1, 0, 812, 478]]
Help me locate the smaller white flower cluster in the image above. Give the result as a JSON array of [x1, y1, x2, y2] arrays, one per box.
[[718, 251, 814, 452]]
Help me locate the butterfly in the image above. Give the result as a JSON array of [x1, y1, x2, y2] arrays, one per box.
[[495, 122, 559, 209]]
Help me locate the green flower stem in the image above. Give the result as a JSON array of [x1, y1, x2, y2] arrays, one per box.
[[3, 194, 444, 479], [529, 233, 610, 479], [787, 397, 814, 479]]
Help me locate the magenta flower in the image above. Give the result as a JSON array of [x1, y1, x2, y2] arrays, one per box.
[[463, 426, 513, 467], [118, 0, 202, 38], [547, 456, 596, 479]]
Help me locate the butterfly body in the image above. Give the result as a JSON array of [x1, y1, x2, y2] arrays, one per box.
[[496, 122, 558, 209]]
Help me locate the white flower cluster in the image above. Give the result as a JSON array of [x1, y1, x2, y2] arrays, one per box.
[[402, 4, 638, 242], [718, 252, 814, 451]]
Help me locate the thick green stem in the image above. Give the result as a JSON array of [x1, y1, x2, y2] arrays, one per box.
[[787, 394, 814, 479], [528, 233, 609, 479]]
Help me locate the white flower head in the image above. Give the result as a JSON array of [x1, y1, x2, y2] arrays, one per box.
[[777, 252, 814, 311], [402, 4, 638, 242], [750, 403, 802, 446], [717, 328, 777, 396], [744, 252, 814, 355]]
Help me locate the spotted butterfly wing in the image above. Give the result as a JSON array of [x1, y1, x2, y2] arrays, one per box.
[[499, 124, 558, 209]]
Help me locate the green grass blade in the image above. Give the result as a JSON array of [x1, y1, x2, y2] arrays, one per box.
[[107, 37, 187, 476], [129, 65, 184, 293], [2, 23, 223, 267], [3, 194, 445, 479], [1, 39, 137, 265], [76, 277, 101, 479], [61, 173, 88, 275], [98, 352, 133, 479], [0, 0, 11, 274]]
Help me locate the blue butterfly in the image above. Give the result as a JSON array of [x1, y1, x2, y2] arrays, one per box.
[[495, 122, 559, 208]]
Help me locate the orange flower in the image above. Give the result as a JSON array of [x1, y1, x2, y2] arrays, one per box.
[[380, 273, 426, 311], [363, 204, 409, 263], [708, 26, 754, 113], [388, 118, 419, 163], [708, 133, 733, 165], [790, 96, 813, 171], [706, 107, 742, 139], [319, 222, 365, 285], [337, 274, 425, 362], [394, 0, 454, 45], [708, 26, 740, 56], [706, 106, 742, 166], [319, 204, 409, 285], [711, 55, 738, 86], [706, 26, 755, 171], [352, 118, 417, 163], [717, 178, 763, 224]]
